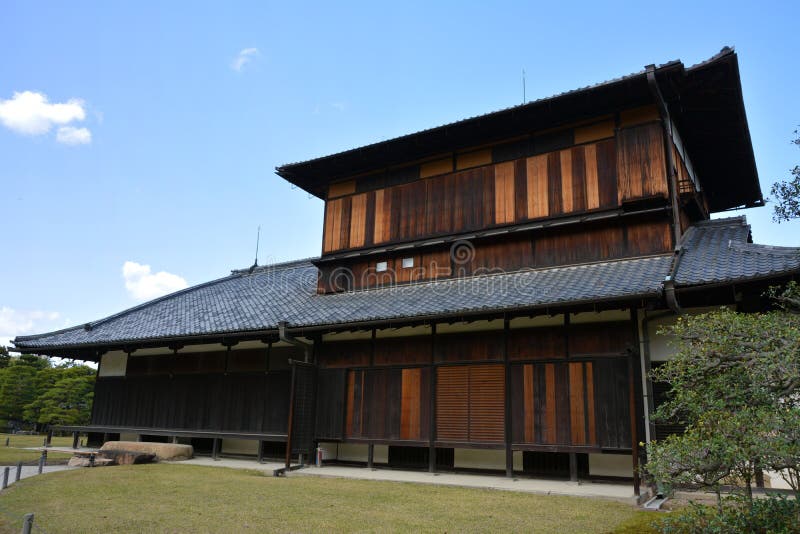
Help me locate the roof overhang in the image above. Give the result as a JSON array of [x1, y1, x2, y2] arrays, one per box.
[[276, 48, 762, 213]]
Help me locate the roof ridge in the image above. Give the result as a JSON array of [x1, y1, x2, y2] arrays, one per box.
[[694, 215, 747, 227], [230, 257, 318, 275], [731, 243, 800, 255]]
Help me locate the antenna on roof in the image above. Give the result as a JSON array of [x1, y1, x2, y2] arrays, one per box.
[[522, 69, 526, 104], [249, 226, 261, 273]]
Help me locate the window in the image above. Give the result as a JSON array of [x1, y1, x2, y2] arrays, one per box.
[[376, 261, 388, 272], [401, 257, 414, 268]]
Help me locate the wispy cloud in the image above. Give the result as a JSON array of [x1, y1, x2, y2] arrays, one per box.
[[0, 91, 92, 145], [0, 306, 63, 348], [123, 261, 188, 301], [56, 126, 92, 145], [231, 47, 259, 72]]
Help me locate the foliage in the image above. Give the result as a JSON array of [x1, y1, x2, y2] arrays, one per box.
[[0, 354, 95, 430], [656, 495, 800, 534], [0, 346, 9, 369], [771, 129, 800, 222], [645, 283, 800, 507]]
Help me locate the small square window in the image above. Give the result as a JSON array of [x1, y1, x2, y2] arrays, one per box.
[[376, 261, 388, 272], [401, 257, 414, 269]]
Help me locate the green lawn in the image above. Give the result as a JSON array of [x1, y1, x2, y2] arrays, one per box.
[[0, 463, 658, 533], [0, 434, 74, 465]]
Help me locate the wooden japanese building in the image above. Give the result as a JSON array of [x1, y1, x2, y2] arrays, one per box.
[[13, 48, 800, 494]]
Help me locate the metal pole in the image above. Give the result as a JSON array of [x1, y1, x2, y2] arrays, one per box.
[[21, 513, 34, 534], [15, 462, 22, 482], [2, 467, 9, 489]]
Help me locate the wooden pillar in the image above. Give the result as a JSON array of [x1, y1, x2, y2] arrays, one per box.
[[503, 316, 513, 478], [212, 438, 220, 461], [569, 452, 578, 482], [367, 443, 374, 469], [285, 362, 297, 469], [46, 429, 53, 447], [428, 323, 437, 473], [257, 440, 264, 463], [628, 350, 641, 496], [72, 432, 79, 449]]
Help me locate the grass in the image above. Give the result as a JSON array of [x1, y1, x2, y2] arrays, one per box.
[[0, 434, 74, 465], [0, 463, 659, 533]]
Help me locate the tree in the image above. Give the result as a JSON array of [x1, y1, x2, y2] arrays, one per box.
[[645, 285, 800, 509], [23, 367, 95, 427], [0, 346, 10, 369], [771, 129, 800, 222], [0, 363, 38, 425]]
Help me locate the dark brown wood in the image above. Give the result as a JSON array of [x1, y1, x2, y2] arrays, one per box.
[[503, 317, 513, 477]]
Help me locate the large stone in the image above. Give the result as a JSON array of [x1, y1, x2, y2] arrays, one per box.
[[100, 441, 193, 461], [68, 456, 115, 467], [98, 449, 155, 465]]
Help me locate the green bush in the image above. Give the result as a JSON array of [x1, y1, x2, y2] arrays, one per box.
[[656, 496, 800, 534]]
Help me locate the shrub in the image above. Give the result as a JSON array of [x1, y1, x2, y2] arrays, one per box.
[[656, 495, 800, 534]]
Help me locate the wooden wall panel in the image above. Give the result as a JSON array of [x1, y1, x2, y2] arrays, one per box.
[[374, 336, 430, 366], [319, 340, 371, 368], [400, 368, 421, 440], [436, 366, 469, 441], [626, 220, 673, 255], [592, 358, 631, 449], [617, 123, 668, 202], [569, 362, 586, 445], [349, 193, 367, 248], [544, 364, 557, 444], [547, 152, 563, 215], [92, 373, 290, 433], [436, 331, 503, 362], [315, 369, 346, 440], [320, 134, 650, 255], [508, 327, 566, 360], [469, 364, 505, 442], [570, 322, 633, 356], [560, 149, 574, 213], [526, 154, 549, 219], [584, 143, 600, 210], [494, 161, 516, 224]]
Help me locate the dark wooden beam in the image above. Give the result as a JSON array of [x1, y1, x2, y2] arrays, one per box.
[[503, 315, 513, 478], [429, 323, 437, 473]]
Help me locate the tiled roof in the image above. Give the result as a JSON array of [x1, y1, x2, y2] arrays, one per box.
[[674, 217, 800, 286], [14, 255, 672, 349], [13, 217, 799, 351]]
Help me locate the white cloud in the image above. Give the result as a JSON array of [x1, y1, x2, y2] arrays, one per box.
[[0, 307, 62, 348], [123, 261, 188, 301], [0, 91, 87, 136], [56, 126, 92, 145], [231, 47, 259, 72]]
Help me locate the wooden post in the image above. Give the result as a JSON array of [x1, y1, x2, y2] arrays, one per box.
[[37, 453, 45, 474], [503, 316, 513, 478], [46, 429, 53, 446], [285, 362, 297, 469], [628, 351, 641, 497], [257, 440, 264, 463], [72, 431, 79, 449], [367, 443, 374, 470], [428, 323, 437, 474], [3, 466, 9, 489], [22, 513, 34, 534], [569, 453, 578, 482], [212, 438, 219, 461], [15, 462, 22, 482]]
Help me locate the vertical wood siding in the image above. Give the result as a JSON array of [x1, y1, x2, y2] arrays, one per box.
[[321, 123, 666, 254]]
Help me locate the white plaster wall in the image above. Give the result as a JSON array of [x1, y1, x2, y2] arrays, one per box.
[[646, 306, 724, 361], [437, 319, 504, 334], [119, 432, 138, 442], [318, 442, 339, 461], [98, 351, 127, 377], [221, 439, 258, 455], [453, 449, 522, 471], [588, 453, 633, 477]]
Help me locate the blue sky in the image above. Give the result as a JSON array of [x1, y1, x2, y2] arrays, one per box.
[[1, 0, 799, 346]]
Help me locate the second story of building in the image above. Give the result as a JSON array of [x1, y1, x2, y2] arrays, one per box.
[[276, 48, 762, 293]]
